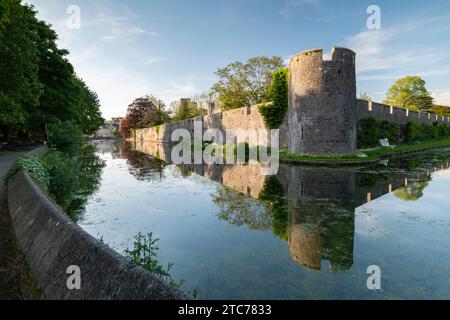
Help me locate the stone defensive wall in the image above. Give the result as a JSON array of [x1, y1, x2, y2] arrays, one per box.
[[131, 47, 450, 156], [356, 99, 450, 126], [131, 100, 450, 154], [7, 170, 187, 300], [132, 103, 290, 149], [288, 47, 357, 155]]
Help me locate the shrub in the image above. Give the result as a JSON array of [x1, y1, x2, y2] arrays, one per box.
[[259, 68, 288, 129], [428, 123, 440, 139], [41, 150, 81, 214], [405, 122, 423, 142], [5, 155, 49, 189], [358, 117, 380, 148], [379, 120, 400, 145], [47, 121, 83, 155], [438, 124, 450, 138], [357, 117, 450, 147]]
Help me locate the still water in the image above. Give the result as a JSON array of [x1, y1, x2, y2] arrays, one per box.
[[79, 140, 450, 299]]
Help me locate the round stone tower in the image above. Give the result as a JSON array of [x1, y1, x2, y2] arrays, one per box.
[[288, 47, 357, 155]]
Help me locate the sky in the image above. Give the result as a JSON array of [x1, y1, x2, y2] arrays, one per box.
[[26, 0, 450, 119]]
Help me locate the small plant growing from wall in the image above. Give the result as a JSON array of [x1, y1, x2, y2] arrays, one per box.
[[124, 232, 200, 298], [259, 68, 288, 129]]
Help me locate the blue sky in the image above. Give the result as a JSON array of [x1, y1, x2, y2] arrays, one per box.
[[26, 0, 450, 119]]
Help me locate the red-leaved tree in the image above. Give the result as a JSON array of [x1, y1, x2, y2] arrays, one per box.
[[120, 96, 170, 138]]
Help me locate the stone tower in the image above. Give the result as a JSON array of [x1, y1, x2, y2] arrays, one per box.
[[288, 47, 357, 155]]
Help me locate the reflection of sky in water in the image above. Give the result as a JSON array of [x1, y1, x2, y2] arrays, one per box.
[[79, 142, 450, 300]]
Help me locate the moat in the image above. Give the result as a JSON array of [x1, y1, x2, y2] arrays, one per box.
[[78, 140, 450, 299]]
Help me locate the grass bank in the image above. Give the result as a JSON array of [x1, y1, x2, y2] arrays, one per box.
[[279, 138, 450, 165]]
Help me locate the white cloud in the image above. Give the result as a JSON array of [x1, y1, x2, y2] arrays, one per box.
[[432, 90, 450, 106], [74, 59, 200, 118], [279, 0, 319, 19], [145, 57, 168, 65], [96, 13, 157, 40], [358, 68, 450, 82], [344, 17, 450, 76], [346, 30, 446, 74], [26, 0, 168, 119], [101, 36, 116, 42]]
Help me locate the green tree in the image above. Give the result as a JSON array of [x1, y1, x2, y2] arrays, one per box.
[[212, 56, 285, 111], [142, 94, 166, 110], [0, 1, 42, 142], [173, 99, 206, 121], [31, 19, 101, 137], [384, 76, 434, 112], [0, 1, 103, 142], [433, 105, 450, 117], [47, 121, 83, 156], [358, 91, 372, 101], [72, 77, 104, 135], [0, 0, 11, 28]]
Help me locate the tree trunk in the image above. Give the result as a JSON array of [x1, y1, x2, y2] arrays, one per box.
[[0, 125, 10, 144]]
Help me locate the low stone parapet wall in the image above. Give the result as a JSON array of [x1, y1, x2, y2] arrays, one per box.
[[7, 171, 187, 300]]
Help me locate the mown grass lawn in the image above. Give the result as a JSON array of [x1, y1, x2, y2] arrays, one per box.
[[279, 138, 450, 163]]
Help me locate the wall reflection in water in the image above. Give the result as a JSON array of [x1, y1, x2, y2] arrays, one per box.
[[118, 140, 450, 273]]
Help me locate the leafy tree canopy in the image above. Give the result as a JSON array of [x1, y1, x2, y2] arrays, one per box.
[[358, 91, 372, 101], [0, 1, 42, 135], [212, 56, 285, 111], [173, 99, 206, 122], [433, 105, 450, 117], [120, 96, 170, 138], [383, 76, 434, 112], [0, 1, 103, 142]]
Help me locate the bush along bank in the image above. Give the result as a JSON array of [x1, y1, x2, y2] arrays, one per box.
[[358, 117, 450, 149], [5, 121, 105, 221]]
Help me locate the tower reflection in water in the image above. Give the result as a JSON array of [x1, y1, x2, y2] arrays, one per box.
[[122, 140, 448, 273]]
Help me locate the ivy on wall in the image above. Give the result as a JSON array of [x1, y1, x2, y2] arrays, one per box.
[[259, 68, 288, 129]]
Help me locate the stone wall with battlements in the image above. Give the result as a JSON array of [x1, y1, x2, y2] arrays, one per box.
[[288, 47, 357, 155], [356, 99, 450, 125], [132, 103, 289, 149], [131, 47, 450, 155]]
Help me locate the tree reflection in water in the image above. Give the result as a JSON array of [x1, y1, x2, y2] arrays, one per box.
[[212, 186, 272, 231], [120, 142, 166, 181], [64, 144, 105, 221], [258, 176, 289, 241], [394, 179, 430, 201]]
